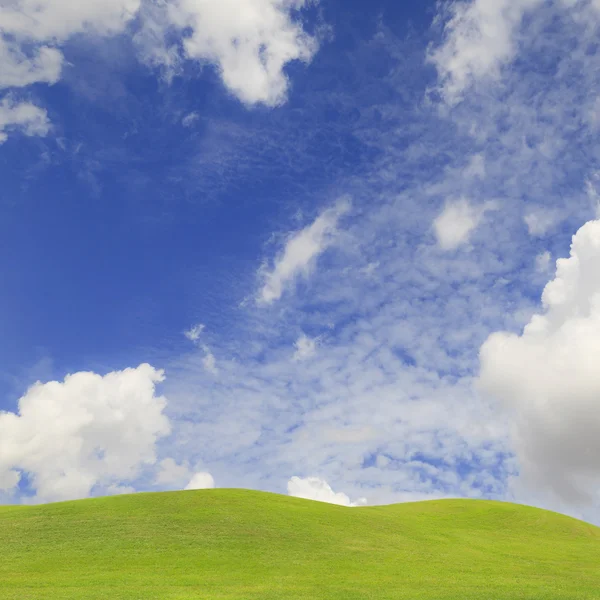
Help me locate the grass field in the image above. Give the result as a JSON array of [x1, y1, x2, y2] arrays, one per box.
[[1, 489, 598, 599]]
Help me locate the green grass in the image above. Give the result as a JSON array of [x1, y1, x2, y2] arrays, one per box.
[[1, 489, 598, 599]]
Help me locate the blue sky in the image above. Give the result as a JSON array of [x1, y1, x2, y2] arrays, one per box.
[[2, 0, 600, 521]]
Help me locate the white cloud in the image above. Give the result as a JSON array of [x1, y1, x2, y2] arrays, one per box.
[[0, 0, 141, 90], [433, 197, 490, 250], [524, 209, 561, 237], [167, 0, 319, 106], [293, 334, 318, 361], [0, 0, 141, 42], [184, 323, 205, 342], [185, 472, 215, 490], [0, 96, 50, 144], [0, 364, 170, 503], [182, 111, 200, 128], [0, 38, 62, 90], [428, 0, 543, 104], [0, 0, 140, 142], [287, 476, 366, 506], [137, 0, 320, 107], [259, 199, 350, 304], [183, 325, 218, 373], [479, 219, 600, 506], [429, 0, 600, 105]]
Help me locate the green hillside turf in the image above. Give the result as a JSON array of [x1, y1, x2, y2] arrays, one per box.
[[1, 489, 598, 599]]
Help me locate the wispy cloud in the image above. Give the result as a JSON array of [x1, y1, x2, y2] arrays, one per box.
[[184, 324, 205, 343], [428, 0, 600, 106], [181, 112, 200, 128], [258, 198, 350, 304], [428, 0, 543, 105], [184, 324, 218, 374]]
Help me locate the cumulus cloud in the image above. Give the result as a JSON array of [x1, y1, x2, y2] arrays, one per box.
[[479, 219, 600, 505], [0, 96, 50, 143], [259, 199, 350, 304], [138, 0, 321, 106], [287, 476, 366, 506], [0, 364, 170, 503], [293, 333, 318, 361], [185, 472, 215, 490], [433, 197, 490, 250]]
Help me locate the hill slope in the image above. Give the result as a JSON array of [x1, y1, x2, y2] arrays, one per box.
[[1, 489, 598, 599]]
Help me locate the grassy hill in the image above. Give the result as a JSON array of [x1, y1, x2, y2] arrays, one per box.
[[1, 489, 598, 599]]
